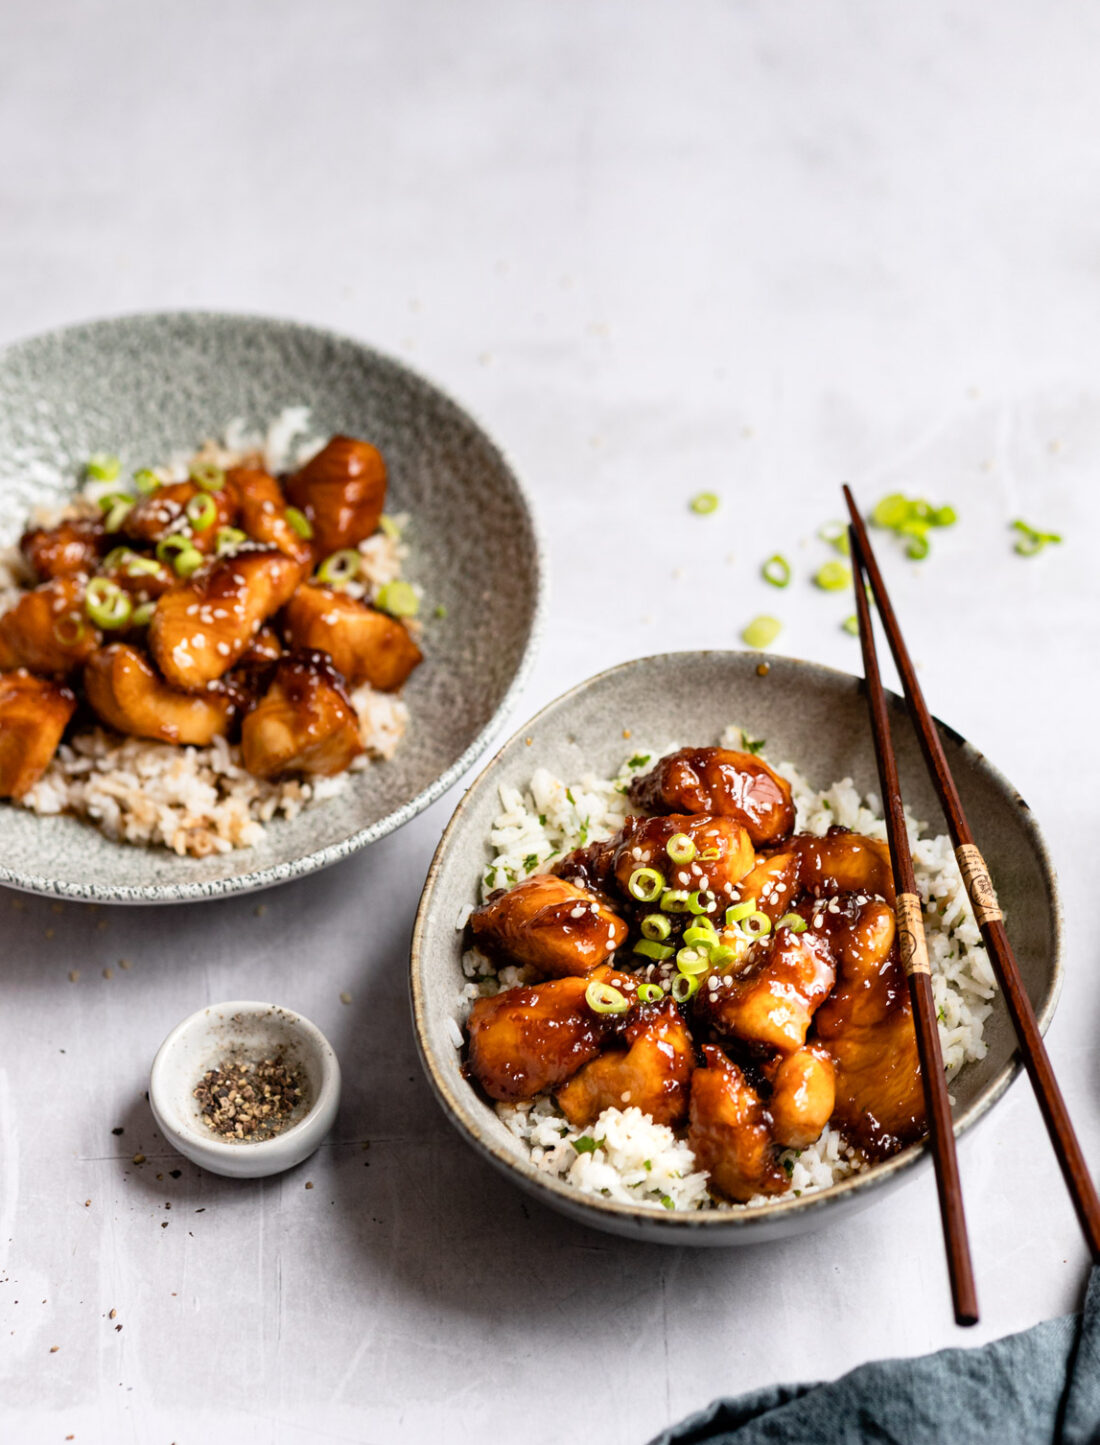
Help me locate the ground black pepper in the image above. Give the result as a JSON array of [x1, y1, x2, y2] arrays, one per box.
[[193, 1054, 307, 1141]]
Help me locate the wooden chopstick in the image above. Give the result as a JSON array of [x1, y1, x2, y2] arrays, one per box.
[[844, 486, 1100, 1262], [848, 532, 979, 1326]]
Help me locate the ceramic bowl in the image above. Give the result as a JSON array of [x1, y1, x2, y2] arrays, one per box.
[[149, 1000, 341, 1178], [411, 650, 1062, 1244], [0, 312, 541, 902]]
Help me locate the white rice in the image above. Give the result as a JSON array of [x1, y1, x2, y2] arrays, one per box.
[[3, 409, 417, 855], [456, 725, 997, 1212]]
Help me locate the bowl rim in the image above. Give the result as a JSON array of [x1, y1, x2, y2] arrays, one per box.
[[0, 308, 546, 904], [410, 648, 1064, 1236]]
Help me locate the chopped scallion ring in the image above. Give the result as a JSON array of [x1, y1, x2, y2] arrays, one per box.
[[698, 846, 721, 861], [706, 944, 738, 966], [741, 614, 781, 650], [814, 560, 851, 592], [585, 980, 631, 1015], [133, 468, 160, 495], [189, 462, 226, 493], [666, 832, 696, 864], [742, 910, 772, 939], [175, 548, 204, 578], [762, 554, 791, 588], [687, 889, 717, 916], [1012, 519, 1062, 557], [689, 491, 719, 515], [124, 555, 164, 578], [725, 900, 757, 927], [676, 947, 709, 976], [683, 922, 718, 950], [104, 499, 133, 533], [85, 577, 132, 630], [53, 612, 86, 647], [640, 914, 672, 942], [86, 453, 121, 482], [185, 493, 218, 532], [215, 526, 247, 556], [633, 939, 675, 962], [817, 521, 850, 556], [316, 548, 362, 587], [870, 493, 910, 529], [285, 506, 313, 540], [930, 504, 957, 527], [628, 867, 665, 903], [776, 912, 807, 933], [636, 982, 666, 1003], [659, 889, 692, 913], [376, 580, 420, 618], [131, 601, 157, 627], [842, 615, 859, 636], [904, 530, 929, 560], [96, 491, 132, 513], [869, 492, 956, 558], [379, 514, 402, 540], [156, 534, 194, 562], [670, 973, 701, 1003]]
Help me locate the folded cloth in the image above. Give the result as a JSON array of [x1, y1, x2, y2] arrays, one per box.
[[649, 1267, 1100, 1445]]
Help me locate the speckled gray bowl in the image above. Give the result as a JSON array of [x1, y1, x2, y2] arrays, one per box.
[[0, 312, 542, 902], [411, 651, 1062, 1244]]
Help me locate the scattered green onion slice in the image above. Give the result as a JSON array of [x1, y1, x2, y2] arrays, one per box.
[[660, 889, 692, 913], [585, 980, 630, 1015], [133, 468, 160, 495], [666, 832, 696, 865], [676, 947, 709, 976], [725, 899, 757, 926], [776, 912, 807, 933], [131, 601, 157, 627], [741, 615, 781, 650], [687, 889, 717, 916], [689, 491, 719, 515], [216, 526, 248, 556], [683, 922, 719, 950], [1012, 519, 1063, 557], [157, 534, 194, 562], [96, 491, 132, 514], [636, 982, 666, 1003], [86, 453, 121, 482], [634, 939, 674, 962], [53, 612, 86, 647], [842, 615, 859, 636], [903, 530, 929, 560], [105, 500, 134, 533], [640, 913, 672, 942], [871, 493, 910, 529], [379, 514, 402, 540], [376, 580, 420, 618], [186, 493, 218, 532], [125, 555, 164, 577], [101, 546, 134, 570], [930, 504, 957, 527], [85, 578, 132, 630], [433, 603, 448, 619], [817, 521, 850, 555], [814, 560, 851, 592], [285, 506, 313, 540], [189, 462, 226, 493], [628, 867, 665, 903], [762, 554, 791, 588], [316, 549, 362, 587], [707, 944, 737, 966], [742, 910, 772, 938], [174, 547, 204, 578], [670, 973, 701, 1003], [869, 492, 957, 557]]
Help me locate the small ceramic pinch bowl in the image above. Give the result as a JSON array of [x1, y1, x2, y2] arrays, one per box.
[[411, 651, 1063, 1245], [149, 1000, 341, 1178]]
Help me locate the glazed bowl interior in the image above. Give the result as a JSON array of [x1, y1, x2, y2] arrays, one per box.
[[0, 312, 541, 902], [411, 651, 1061, 1244]]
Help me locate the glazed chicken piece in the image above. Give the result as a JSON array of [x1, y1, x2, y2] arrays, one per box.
[[793, 828, 895, 906], [20, 516, 105, 580], [812, 899, 926, 1158], [122, 481, 236, 554], [0, 575, 100, 674], [765, 1045, 836, 1149], [285, 435, 387, 557], [688, 1046, 790, 1202], [0, 670, 76, 798], [237, 624, 283, 667], [283, 584, 422, 692], [733, 848, 801, 922], [695, 926, 836, 1055], [149, 548, 301, 690], [556, 1000, 695, 1128], [84, 644, 238, 746], [240, 650, 364, 779], [629, 747, 795, 847], [225, 467, 313, 567], [466, 971, 635, 1103], [469, 873, 628, 979], [608, 814, 755, 911]]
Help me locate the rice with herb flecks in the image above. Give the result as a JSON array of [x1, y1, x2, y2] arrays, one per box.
[[454, 726, 997, 1213], [2, 409, 417, 856]]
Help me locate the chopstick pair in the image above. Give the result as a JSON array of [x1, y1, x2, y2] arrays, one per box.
[[844, 486, 1100, 1328]]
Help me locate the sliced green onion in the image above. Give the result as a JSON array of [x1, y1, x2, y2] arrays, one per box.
[[689, 491, 719, 515], [742, 910, 772, 938], [285, 506, 313, 540], [102, 546, 134, 570], [814, 560, 851, 592], [131, 601, 157, 627], [666, 832, 696, 865], [707, 944, 738, 967], [173, 547, 204, 578], [186, 493, 217, 532], [379, 514, 402, 540], [698, 845, 721, 861], [124, 555, 163, 577], [216, 526, 248, 556], [842, 615, 859, 636], [670, 973, 701, 1003], [762, 554, 791, 588], [636, 982, 666, 1003], [189, 462, 226, 493], [86, 453, 121, 482], [433, 603, 448, 619], [930, 504, 957, 527], [660, 889, 692, 913], [133, 468, 161, 495], [776, 912, 807, 933], [104, 499, 133, 533], [53, 612, 86, 647], [903, 529, 929, 560], [871, 493, 910, 529], [725, 899, 757, 926], [683, 921, 719, 950], [741, 615, 781, 650], [156, 534, 194, 562], [376, 580, 420, 618], [316, 548, 362, 587], [676, 947, 709, 976], [687, 889, 717, 916], [85, 578, 132, 629], [634, 939, 674, 962], [96, 491, 132, 513], [628, 867, 665, 903], [640, 914, 671, 942], [1012, 519, 1062, 557], [585, 980, 630, 1015], [817, 521, 850, 555]]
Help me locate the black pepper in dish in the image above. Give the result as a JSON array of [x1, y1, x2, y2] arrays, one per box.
[[193, 1054, 307, 1140]]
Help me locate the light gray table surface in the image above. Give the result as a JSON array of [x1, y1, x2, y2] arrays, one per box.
[[2, 3, 1098, 1441]]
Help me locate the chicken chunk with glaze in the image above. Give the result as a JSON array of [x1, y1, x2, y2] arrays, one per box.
[[0, 670, 76, 798], [556, 999, 695, 1128], [629, 747, 795, 846], [469, 873, 628, 979], [285, 436, 387, 558], [282, 584, 421, 692], [84, 644, 238, 746], [240, 649, 363, 779]]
